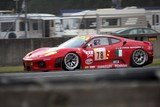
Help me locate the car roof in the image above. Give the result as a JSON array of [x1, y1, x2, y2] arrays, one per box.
[[78, 34, 121, 40]]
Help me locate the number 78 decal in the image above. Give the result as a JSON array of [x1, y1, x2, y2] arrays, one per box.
[[94, 48, 107, 61]]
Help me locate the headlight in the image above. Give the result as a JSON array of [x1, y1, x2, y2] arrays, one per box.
[[44, 51, 57, 56]]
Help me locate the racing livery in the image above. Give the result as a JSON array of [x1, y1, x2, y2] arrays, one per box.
[[23, 35, 153, 71]]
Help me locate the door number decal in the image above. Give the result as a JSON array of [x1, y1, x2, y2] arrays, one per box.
[[94, 48, 106, 61]]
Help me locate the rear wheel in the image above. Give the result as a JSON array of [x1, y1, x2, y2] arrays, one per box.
[[131, 49, 148, 67], [63, 53, 79, 71]]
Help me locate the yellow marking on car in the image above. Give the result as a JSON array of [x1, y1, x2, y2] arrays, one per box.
[[45, 51, 57, 56]]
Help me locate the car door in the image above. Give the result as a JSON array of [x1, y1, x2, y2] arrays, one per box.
[[82, 36, 115, 69]]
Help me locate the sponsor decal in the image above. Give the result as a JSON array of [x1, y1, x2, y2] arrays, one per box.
[[97, 65, 112, 69], [89, 66, 96, 69], [113, 60, 120, 64], [83, 50, 94, 58], [120, 46, 142, 49], [85, 66, 89, 69], [85, 58, 93, 65], [94, 48, 106, 52], [129, 46, 142, 49], [116, 49, 122, 57], [114, 64, 127, 68], [85, 66, 95, 69]]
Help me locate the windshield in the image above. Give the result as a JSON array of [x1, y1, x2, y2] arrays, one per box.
[[58, 36, 87, 48]]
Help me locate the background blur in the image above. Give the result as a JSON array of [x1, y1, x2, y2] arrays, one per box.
[[1, 0, 160, 15]]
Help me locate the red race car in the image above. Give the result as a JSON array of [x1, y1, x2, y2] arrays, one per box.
[[23, 35, 153, 71]]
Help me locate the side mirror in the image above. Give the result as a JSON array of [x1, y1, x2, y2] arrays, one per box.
[[87, 43, 93, 47], [83, 43, 93, 48]]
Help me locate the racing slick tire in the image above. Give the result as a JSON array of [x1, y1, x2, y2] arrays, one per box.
[[63, 53, 80, 71], [131, 49, 148, 67]]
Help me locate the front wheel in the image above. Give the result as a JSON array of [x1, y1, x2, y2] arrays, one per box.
[[63, 53, 79, 71], [131, 49, 148, 67]]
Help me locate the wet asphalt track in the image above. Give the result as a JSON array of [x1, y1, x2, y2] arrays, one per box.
[[0, 66, 160, 85]]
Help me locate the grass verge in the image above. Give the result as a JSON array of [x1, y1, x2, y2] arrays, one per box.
[[0, 66, 23, 73], [147, 58, 160, 66]]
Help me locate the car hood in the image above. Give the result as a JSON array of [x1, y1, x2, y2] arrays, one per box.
[[24, 47, 58, 60]]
